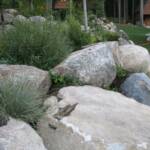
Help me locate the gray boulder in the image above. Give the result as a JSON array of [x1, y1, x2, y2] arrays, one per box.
[[0, 118, 47, 150], [3, 13, 14, 24], [118, 37, 134, 45], [121, 73, 150, 106], [38, 86, 150, 150], [4, 9, 18, 16], [53, 43, 116, 88], [115, 44, 150, 73], [103, 41, 120, 65], [0, 9, 17, 24], [0, 65, 51, 95], [14, 15, 27, 22]]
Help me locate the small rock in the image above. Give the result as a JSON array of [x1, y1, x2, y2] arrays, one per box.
[[44, 96, 59, 116], [118, 37, 133, 45], [119, 30, 129, 40], [29, 16, 46, 23]]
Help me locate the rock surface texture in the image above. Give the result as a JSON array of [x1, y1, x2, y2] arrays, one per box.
[[14, 15, 27, 22], [38, 86, 150, 150], [0, 118, 47, 150], [0, 9, 18, 24], [121, 73, 150, 106], [115, 45, 150, 73], [0, 65, 50, 95], [53, 43, 116, 87]]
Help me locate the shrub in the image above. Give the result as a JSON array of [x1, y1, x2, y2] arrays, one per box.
[[0, 21, 73, 70], [103, 31, 119, 41], [0, 78, 44, 124], [92, 24, 119, 42], [67, 17, 92, 50]]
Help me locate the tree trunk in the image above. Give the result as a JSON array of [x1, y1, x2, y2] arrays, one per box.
[[132, 0, 135, 23], [118, 0, 121, 23], [140, 0, 144, 26], [124, 0, 129, 23], [114, 1, 116, 20], [124, 0, 126, 23], [0, 0, 4, 24], [29, 0, 34, 11], [12, 0, 16, 8], [69, 0, 73, 16], [83, 0, 88, 31]]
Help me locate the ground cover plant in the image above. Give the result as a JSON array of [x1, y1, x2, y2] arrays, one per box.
[[107, 65, 129, 91]]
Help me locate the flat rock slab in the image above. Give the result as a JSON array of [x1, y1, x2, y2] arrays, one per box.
[[38, 86, 150, 150]]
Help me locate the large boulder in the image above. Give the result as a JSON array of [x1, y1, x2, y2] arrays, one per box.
[[103, 41, 121, 65], [53, 43, 116, 87], [0, 65, 50, 95], [120, 73, 150, 106], [114, 44, 150, 73], [38, 86, 150, 150], [2, 13, 14, 24], [0, 118, 47, 150], [0, 9, 17, 24]]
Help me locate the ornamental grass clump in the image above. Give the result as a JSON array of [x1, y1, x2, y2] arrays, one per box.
[[0, 78, 44, 124]]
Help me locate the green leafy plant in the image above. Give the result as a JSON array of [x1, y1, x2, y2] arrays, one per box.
[[102, 31, 119, 41], [0, 21, 73, 70], [106, 66, 128, 91], [116, 65, 128, 79], [0, 78, 44, 125], [50, 71, 82, 89]]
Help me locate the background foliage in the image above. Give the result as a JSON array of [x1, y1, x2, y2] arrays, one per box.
[[0, 21, 73, 70]]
